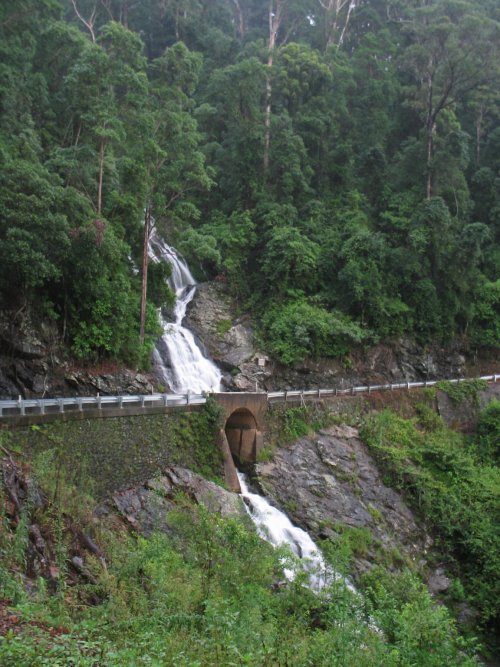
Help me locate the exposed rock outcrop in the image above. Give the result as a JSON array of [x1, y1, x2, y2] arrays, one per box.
[[437, 383, 500, 432], [184, 282, 266, 390], [110, 465, 246, 536], [184, 282, 499, 392], [0, 310, 155, 399], [267, 339, 498, 390]]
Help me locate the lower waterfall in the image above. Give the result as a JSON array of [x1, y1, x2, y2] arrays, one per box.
[[238, 472, 356, 594]]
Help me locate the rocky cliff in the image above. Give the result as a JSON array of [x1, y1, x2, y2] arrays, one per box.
[[185, 281, 499, 391], [255, 424, 447, 592], [0, 310, 155, 399]]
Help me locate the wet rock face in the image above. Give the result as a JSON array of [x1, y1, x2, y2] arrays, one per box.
[[256, 425, 432, 579], [184, 282, 264, 390], [111, 465, 246, 536]]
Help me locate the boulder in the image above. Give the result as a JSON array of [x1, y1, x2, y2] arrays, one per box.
[[111, 465, 246, 536]]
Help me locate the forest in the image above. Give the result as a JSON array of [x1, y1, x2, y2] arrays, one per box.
[[0, 0, 499, 366]]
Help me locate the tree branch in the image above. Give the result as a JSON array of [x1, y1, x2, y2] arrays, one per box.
[[70, 0, 97, 42]]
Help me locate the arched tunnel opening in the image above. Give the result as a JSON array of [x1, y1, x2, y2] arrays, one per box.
[[224, 408, 258, 464]]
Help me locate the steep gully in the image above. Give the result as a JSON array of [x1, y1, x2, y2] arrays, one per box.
[[149, 231, 339, 590]]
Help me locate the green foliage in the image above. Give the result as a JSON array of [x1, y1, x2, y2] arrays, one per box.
[[282, 407, 310, 441], [215, 318, 232, 338], [1, 0, 499, 363], [471, 280, 500, 348], [361, 409, 500, 630], [0, 483, 481, 667], [263, 299, 372, 365], [436, 379, 489, 407], [474, 399, 500, 464], [362, 568, 480, 667]]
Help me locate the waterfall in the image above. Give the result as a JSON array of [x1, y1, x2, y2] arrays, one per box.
[[238, 472, 356, 594], [149, 228, 222, 394]]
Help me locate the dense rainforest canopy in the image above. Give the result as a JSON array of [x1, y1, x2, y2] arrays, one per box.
[[0, 0, 499, 365]]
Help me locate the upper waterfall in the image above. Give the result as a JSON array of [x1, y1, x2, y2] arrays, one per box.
[[148, 228, 222, 394]]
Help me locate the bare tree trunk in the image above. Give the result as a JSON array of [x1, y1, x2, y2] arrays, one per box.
[[175, 5, 180, 41], [74, 120, 82, 148], [264, 0, 286, 171], [426, 124, 435, 200], [475, 105, 483, 166], [338, 0, 356, 47], [231, 0, 245, 39], [97, 138, 105, 214], [139, 205, 151, 347], [318, 0, 353, 50], [70, 0, 97, 42], [263, 55, 273, 171], [426, 68, 434, 200]]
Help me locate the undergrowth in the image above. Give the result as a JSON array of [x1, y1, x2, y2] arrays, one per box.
[[436, 379, 489, 407], [360, 406, 500, 647], [0, 494, 481, 667]]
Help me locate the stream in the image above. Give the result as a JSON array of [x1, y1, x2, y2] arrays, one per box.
[[150, 231, 348, 592]]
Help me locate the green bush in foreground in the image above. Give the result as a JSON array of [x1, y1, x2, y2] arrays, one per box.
[[0, 494, 480, 666]]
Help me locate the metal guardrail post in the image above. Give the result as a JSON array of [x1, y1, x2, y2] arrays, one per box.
[[140, 396, 145, 408], [39, 400, 45, 415], [77, 398, 83, 412], [18, 396, 25, 416], [58, 399, 64, 413], [163, 394, 168, 407], [119, 396, 123, 409], [97, 395, 102, 410]]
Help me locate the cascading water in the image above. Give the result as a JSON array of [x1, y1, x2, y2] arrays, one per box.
[[238, 472, 355, 594], [149, 229, 353, 597], [149, 228, 222, 394]]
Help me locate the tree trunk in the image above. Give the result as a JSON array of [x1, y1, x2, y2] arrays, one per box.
[[264, 54, 273, 171], [97, 137, 105, 214], [426, 124, 434, 200], [139, 206, 151, 346], [425, 67, 434, 200], [264, 0, 285, 171], [70, 0, 96, 42], [338, 0, 356, 47], [231, 0, 245, 39], [475, 105, 483, 167]]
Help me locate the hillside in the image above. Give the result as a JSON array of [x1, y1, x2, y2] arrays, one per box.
[[0, 386, 498, 664], [0, 0, 498, 382]]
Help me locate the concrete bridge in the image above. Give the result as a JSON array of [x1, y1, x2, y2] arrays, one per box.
[[1, 375, 497, 493]]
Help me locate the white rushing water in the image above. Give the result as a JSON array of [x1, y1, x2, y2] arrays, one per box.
[[149, 228, 222, 394], [238, 472, 341, 592]]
